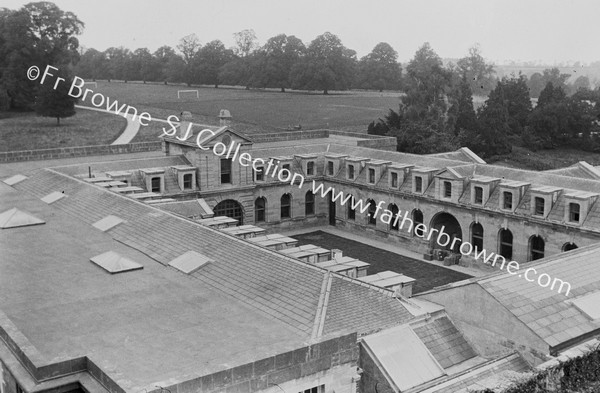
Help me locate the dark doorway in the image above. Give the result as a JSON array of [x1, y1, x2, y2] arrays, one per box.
[[430, 212, 462, 253], [329, 196, 336, 226]]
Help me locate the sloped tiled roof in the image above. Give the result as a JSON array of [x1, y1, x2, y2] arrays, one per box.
[[477, 244, 600, 348], [412, 316, 477, 369], [12, 168, 416, 338]]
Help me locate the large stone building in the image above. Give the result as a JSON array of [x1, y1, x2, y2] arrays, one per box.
[[2, 117, 600, 393]]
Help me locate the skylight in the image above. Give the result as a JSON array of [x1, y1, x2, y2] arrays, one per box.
[[93, 215, 124, 232], [41, 191, 66, 204], [571, 291, 600, 320], [3, 174, 27, 186], [0, 208, 45, 229], [169, 251, 212, 274], [90, 251, 143, 274]]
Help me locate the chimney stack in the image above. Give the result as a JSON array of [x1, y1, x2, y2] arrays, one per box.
[[179, 111, 193, 139], [219, 109, 232, 127]]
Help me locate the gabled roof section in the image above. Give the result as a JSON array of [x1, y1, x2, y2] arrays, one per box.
[[195, 126, 253, 146], [0, 208, 45, 229], [169, 251, 212, 274], [90, 251, 143, 273], [362, 324, 445, 392], [436, 167, 464, 180], [3, 174, 28, 186], [544, 161, 600, 180]]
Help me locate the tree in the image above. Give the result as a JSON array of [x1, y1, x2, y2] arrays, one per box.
[[572, 75, 591, 93], [34, 70, 76, 125], [356, 42, 402, 91], [219, 29, 259, 89], [194, 40, 233, 88], [527, 72, 545, 98], [290, 32, 356, 94], [451, 73, 479, 136], [0, 2, 83, 110], [233, 29, 258, 58], [75, 48, 108, 80], [537, 82, 566, 108], [177, 34, 201, 86], [255, 34, 305, 92], [131, 48, 154, 83], [104, 47, 132, 81], [480, 73, 531, 136], [402, 42, 453, 124], [153, 46, 178, 83], [456, 45, 496, 96]]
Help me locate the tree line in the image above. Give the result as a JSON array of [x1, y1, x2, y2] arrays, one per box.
[[368, 44, 600, 157]]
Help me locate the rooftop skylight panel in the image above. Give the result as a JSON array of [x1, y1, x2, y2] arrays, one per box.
[[570, 291, 600, 320], [0, 208, 45, 229], [92, 215, 125, 232], [3, 174, 28, 186], [41, 191, 66, 204], [90, 251, 143, 274], [169, 251, 212, 274]]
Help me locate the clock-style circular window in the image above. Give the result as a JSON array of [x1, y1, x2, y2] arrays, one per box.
[[222, 135, 232, 145]]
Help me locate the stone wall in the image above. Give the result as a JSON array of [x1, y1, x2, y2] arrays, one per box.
[[150, 333, 359, 393], [0, 142, 162, 163]]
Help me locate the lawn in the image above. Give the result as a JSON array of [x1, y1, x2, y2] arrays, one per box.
[[489, 146, 600, 171], [292, 230, 472, 294], [79, 81, 401, 134], [0, 110, 127, 152]]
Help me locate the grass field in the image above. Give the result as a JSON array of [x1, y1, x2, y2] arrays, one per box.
[[80, 82, 402, 134], [0, 110, 126, 152]]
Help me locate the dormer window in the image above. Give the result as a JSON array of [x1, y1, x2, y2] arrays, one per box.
[[390, 172, 398, 188], [534, 197, 545, 216], [443, 181, 452, 198], [348, 164, 355, 180], [503, 191, 513, 210], [282, 163, 290, 171], [474, 186, 483, 205], [151, 177, 161, 193], [569, 203, 580, 223], [307, 161, 315, 176], [368, 168, 375, 184], [327, 161, 334, 176], [183, 174, 193, 190], [415, 176, 423, 193]]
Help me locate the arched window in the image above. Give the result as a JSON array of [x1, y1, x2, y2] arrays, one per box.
[[347, 195, 356, 220], [389, 204, 399, 231], [530, 235, 545, 261], [214, 199, 243, 225], [255, 197, 266, 222], [305, 191, 315, 215], [471, 223, 484, 252], [412, 209, 423, 236], [499, 229, 513, 260], [280, 194, 291, 219], [562, 242, 578, 252], [367, 199, 377, 225]]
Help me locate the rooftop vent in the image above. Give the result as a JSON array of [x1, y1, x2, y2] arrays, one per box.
[[41, 191, 66, 204], [169, 250, 212, 274], [93, 215, 124, 232], [0, 208, 45, 229], [90, 251, 143, 274], [3, 174, 27, 186]]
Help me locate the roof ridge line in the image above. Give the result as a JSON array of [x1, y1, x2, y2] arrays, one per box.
[[310, 272, 333, 342]]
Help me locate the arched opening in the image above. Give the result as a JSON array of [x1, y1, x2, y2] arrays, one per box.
[[347, 194, 356, 220], [280, 193, 291, 219], [367, 199, 377, 225], [530, 235, 545, 261], [389, 204, 399, 231], [305, 191, 315, 216], [214, 199, 243, 225], [412, 209, 424, 236], [429, 212, 462, 253], [498, 229, 513, 260], [562, 242, 578, 252], [471, 223, 484, 253], [254, 197, 266, 223]]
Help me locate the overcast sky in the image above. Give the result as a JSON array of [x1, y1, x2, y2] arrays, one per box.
[[4, 0, 599, 64]]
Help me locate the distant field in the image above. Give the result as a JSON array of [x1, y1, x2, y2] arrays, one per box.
[[0, 110, 126, 152], [80, 82, 402, 134]]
